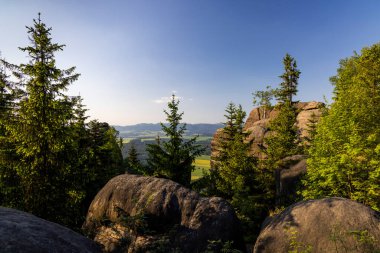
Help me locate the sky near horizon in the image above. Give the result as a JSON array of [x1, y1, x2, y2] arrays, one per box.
[[1, 1, 380, 125]]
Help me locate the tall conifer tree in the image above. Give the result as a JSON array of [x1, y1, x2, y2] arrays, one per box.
[[275, 54, 300, 103], [263, 54, 301, 207], [4, 14, 82, 223]]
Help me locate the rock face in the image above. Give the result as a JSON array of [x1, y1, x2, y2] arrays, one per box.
[[83, 174, 244, 253], [246, 101, 323, 158], [211, 101, 324, 161], [278, 154, 307, 202], [253, 198, 380, 253], [0, 207, 101, 253], [210, 102, 323, 203]]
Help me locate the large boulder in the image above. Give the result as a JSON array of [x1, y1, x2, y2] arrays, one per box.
[[253, 198, 380, 253], [0, 207, 101, 253], [83, 174, 244, 253]]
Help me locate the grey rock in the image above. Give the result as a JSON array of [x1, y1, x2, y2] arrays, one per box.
[[253, 197, 380, 253], [0, 207, 100, 253], [83, 174, 244, 253]]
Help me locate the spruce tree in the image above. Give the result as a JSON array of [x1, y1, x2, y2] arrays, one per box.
[[4, 14, 82, 224], [303, 43, 380, 211], [0, 59, 21, 207], [215, 103, 249, 197], [212, 102, 268, 242], [263, 54, 301, 207], [275, 53, 301, 103], [83, 120, 123, 209], [125, 143, 143, 174], [146, 95, 204, 187]]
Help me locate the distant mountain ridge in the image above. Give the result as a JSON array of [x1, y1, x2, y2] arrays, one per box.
[[113, 123, 224, 138]]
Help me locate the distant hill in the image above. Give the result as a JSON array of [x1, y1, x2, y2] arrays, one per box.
[[113, 123, 223, 138]]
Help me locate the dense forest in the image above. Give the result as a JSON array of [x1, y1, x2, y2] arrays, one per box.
[[1, 15, 379, 252]]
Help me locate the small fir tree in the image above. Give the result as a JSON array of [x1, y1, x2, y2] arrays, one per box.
[[146, 95, 204, 187], [211, 102, 269, 242], [125, 142, 143, 174]]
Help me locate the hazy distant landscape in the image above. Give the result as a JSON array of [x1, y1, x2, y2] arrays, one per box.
[[114, 123, 223, 139], [117, 123, 217, 177]]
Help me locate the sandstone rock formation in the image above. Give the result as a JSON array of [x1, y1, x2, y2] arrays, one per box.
[[210, 102, 323, 203], [211, 101, 323, 161], [83, 174, 244, 253], [0, 207, 101, 253], [253, 197, 380, 253], [246, 101, 323, 158]]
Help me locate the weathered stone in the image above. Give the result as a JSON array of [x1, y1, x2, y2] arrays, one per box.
[[211, 101, 324, 164], [244, 107, 272, 130], [302, 101, 323, 110], [0, 207, 101, 253], [296, 108, 322, 138], [279, 155, 307, 199], [253, 198, 380, 253], [83, 174, 244, 253]]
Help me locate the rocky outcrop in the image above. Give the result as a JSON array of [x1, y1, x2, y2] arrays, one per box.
[[83, 174, 244, 253], [246, 101, 323, 158], [211, 101, 323, 161], [210, 102, 323, 203], [0, 207, 101, 253], [253, 198, 380, 253]]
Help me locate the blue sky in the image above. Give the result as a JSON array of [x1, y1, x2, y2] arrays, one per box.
[[1, 1, 380, 125]]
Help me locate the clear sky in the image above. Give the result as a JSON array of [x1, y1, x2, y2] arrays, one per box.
[[1, 0, 380, 125]]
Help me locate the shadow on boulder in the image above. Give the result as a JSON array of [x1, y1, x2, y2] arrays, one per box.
[[253, 197, 380, 253], [0, 207, 101, 253], [83, 174, 245, 253]]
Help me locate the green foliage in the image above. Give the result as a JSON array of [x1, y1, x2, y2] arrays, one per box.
[[275, 53, 301, 103], [329, 225, 380, 253], [213, 103, 254, 197], [302, 43, 380, 211], [2, 14, 83, 224], [0, 15, 123, 229], [124, 142, 145, 175], [113, 206, 182, 253], [301, 112, 319, 150], [264, 54, 301, 166], [146, 95, 205, 187], [261, 54, 302, 208], [202, 240, 243, 253], [265, 102, 299, 169], [263, 102, 300, 208], [0, 59, 21, 207], [209, 102, 268, 242], [252, 85, 275, 118], [82, 121, 124, 212], [284, 226, 312, 253]]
